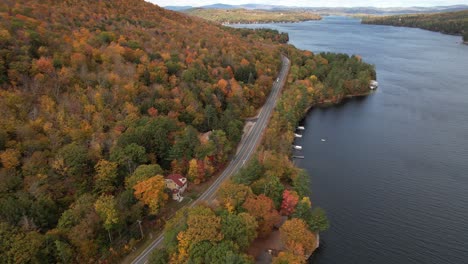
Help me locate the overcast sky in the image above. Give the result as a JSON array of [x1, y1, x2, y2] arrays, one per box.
[[148, 0, 468, 7]]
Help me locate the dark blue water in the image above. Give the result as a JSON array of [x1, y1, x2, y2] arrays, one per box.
[[234, 17, 468, 263]]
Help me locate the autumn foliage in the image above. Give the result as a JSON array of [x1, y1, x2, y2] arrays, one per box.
[[0, 0, 371, 261], [280, 189, 300, 216], [273, 251, 306, 264], [280, 218, 317, 258], [242, 194, 281, 237], [0, 0, 285, 261], [133, 176, 168, 215]]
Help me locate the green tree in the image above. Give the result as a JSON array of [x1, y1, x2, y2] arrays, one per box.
[[235, 64, 257, 84], [218, 181, 253, 212], [251, 175, 284, 208], [117, 117, 178, 166], [110, 143, 147, 174], [55, 240, 74, 263], [148, 248, 169, 264], [309, 207, 330, 232], [292, 197, 329, 232], [204, 241, 246, 263], [8, 231, 47, 264], [221, 212, 258, 250], [204, 105, 219, 130], [232, 158, 263, 185], [170, 126, 200, 161], [125, 164, 163, 189], [292, 170, 311, 197], [55, 143, 89, 178], [163, 208, 188, 255], [210, 130, 231, 166]]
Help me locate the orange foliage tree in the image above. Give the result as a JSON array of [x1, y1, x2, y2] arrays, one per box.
[[133, 175, 168, 215], [242, 194, 280, 237], [272, 251, 305, 264], [0, 149, 20, 169]]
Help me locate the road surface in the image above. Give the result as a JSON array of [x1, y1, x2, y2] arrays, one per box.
[[131, 56, 290, 264]]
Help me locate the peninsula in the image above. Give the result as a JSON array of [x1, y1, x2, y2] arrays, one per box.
[[362, 10, 468, 44], [185, 8, 321, 24]]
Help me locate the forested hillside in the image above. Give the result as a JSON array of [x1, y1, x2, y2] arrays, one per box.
[[0, 0, 282, 262], [362, 10, 468, 42], [0, 0, 376, 263], [185, 8, 321, 24]]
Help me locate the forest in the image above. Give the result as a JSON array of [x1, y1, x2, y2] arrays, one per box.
[[362, 10, 468, 42], [0, 0, 374, 263], [185, 8, 321, 24], [148, 44, 377, 264]]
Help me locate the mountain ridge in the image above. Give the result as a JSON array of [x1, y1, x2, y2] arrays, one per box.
[[165, 3, 468, 15]]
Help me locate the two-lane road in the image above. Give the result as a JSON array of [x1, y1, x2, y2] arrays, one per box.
[[131, 56, 290, 264]]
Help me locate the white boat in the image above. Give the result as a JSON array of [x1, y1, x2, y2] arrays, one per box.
[[370, 80, 379, 90], [293, 145, 303, 150], [297, 126, 305, 130], [321, 139, 326, 142], [294, 133, 303, 138]]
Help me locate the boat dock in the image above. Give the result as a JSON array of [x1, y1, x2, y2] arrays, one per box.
[[292, 156, 304, 159]]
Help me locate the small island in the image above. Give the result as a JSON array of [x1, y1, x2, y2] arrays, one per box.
[[362, 10, 468, 44], [185, 8, 322, 24]]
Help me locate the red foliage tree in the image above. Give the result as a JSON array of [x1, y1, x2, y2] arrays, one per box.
[[280, 189, 299, 216]]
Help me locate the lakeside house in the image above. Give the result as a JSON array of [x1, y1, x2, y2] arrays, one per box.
[[165, 174, 188, 202]]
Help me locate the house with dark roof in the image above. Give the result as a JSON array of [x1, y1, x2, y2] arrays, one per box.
[[165, 174, 188, 202]]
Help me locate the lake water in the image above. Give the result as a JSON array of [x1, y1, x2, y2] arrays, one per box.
[[234, 17, 468, 263]]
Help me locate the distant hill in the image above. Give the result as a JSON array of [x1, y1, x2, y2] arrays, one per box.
[[164, 5, 192, 11], [165, 3, 468, 15], [165, 3, 282, 11], [304, 5, 468, 15], [362, 10, 468, 43]]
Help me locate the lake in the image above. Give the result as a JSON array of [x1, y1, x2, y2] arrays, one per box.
[[233, 17, 468, 263]]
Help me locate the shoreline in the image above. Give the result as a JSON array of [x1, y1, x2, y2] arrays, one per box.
[[222, 18, 322, 25], [306, 90, 373, 110], [292, 90, 373, 260]]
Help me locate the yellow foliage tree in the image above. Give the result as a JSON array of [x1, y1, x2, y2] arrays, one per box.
[[187, 159, 200, 184], [94, 194, 119, 242], [184, 206, 223, 244], [280, 218, 317, 258], [94, 194, 119, 230], [94, 159, 118, 193], [133, 175, 168, 215]]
